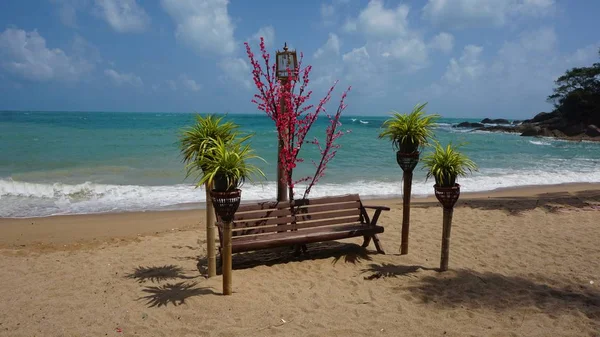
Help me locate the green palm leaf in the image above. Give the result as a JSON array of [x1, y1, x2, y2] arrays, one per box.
[[379, 102, 440, 153], [421, 141, 478, 187]]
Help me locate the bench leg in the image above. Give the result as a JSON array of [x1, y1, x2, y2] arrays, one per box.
[[372, 234, 385, 254], [362, 235, 372, 248]]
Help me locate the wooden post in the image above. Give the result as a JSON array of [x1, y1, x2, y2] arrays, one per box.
[[400, 171, 413, 255], [222, 220, 232, 295], [276, 137, 288, 202], [205, 184, 216, 278], [440, 207, 454, 272], [276, 78, 289, 202]]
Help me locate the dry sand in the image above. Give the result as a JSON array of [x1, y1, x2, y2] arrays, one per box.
[[1, 183, 600, 337]]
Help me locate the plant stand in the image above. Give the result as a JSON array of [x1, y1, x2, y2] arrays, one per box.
[[396, 151, 420, 255], [434, 184, 460, 272], [210, 189, 241, 296], [205, 184, 217, 278]]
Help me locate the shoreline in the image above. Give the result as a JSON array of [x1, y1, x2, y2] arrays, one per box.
[[1, 182, 599, 249]]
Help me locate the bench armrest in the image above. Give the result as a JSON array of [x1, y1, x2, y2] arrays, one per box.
[[361, 205, 390, 226], [363, 205, 391, 211]]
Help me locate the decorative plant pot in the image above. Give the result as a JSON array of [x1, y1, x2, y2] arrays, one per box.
[[396, 151, 420, 172], [434, 184, 460, 209], [210, 189, 241, 222]]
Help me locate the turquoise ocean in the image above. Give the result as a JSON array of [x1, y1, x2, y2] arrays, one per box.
[[1, 111, 600, 218]]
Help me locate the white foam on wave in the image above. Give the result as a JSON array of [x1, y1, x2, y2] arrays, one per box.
[[2, 167, 600, 217], [359, 120, 369, 124], [529, 140, 552, 146]]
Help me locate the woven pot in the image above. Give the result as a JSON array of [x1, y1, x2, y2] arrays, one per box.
[[210, 189, 241, 222], [396, 151, 420, 172], [434, 184, 460, 209]]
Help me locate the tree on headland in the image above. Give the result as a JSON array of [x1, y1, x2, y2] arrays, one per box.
[[547, 48, 600, 126]]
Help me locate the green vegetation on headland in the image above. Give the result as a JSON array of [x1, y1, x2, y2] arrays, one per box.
[[455, 48, 600, 141]]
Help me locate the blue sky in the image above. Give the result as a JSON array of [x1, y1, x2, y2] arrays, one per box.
[[0, 0, 598, 118]]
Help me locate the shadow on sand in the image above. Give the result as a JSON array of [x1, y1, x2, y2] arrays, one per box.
[[178, 241, 375, 276], [361, 263, 437, 279], [126, 265, 198, 283], [363, 265, 600, 323], [416, 189, 600, 216], [139, 282, 217, 307]]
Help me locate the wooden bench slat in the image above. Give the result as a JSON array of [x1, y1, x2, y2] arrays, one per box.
[[234, 200, 361, 222], [233, 208, 361, 230], [234, 208, 292, 221], [234, 194, 360, 213], [232, 217, 361, 236], [230, 224, 384, 253]]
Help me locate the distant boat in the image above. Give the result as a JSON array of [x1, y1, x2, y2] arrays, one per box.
[[359, 120, 369, 124]]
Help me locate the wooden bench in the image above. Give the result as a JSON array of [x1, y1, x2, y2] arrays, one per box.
[[215, 194, 388, 259]]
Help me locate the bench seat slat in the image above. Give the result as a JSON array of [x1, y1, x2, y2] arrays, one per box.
[[230, 223, 384, 253]]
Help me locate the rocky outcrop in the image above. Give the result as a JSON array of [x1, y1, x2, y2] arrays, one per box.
[[477, 125, 521, 133], [454, 122, 484, 128], [481, 118, 510, 124], [475, 111, 600, 142], [587, 125, 600, 137]]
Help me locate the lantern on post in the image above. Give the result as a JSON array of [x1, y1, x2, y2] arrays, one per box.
[[276, 43, 298, 81], [274, 43, 298, 202]]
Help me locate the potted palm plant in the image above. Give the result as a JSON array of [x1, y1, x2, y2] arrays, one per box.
[[379, 102, 439, 255], [179, 114, 239, 278], [422, 142, 477, 272], [196, 137, 265, 296]]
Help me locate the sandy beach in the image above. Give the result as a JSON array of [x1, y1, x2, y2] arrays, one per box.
[[1, 183, 600, 336]]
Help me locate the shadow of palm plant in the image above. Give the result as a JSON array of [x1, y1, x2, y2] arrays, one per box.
[[361, 263, 437, 279], [139, 282, 217, 307], [401, 269, 600, 322], [449, 189, 600, 216], [191, 242, 375, 275], [126, 265, 197, 283]]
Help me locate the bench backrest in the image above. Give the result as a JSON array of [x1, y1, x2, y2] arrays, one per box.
[[218, 194, 365, 238]]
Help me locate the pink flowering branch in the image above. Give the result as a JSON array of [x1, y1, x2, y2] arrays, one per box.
[[245, 37, 351, 202]]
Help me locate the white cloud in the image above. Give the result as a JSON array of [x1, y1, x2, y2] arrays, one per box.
[[314, 33, 341, 59], [94, 0, 150, 33], [218, 57, 251, 89], [566, 44, 600, 65], [179, 74, 201, 91], [161, 0, 236, 55], [443, 45, 485, 83], [429, 32, 454, 53], [345, 0, 410, 37], [408, 27, 596, 118], [104, 69, 143, 87], [166, 75, 201, 91], [422, 0, 555, 28], [250, 26, 275, 49], [0, 28, 95, 82], [381, 37, 430, 71]]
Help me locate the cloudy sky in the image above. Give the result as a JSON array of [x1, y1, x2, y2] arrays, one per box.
[[0, 0, 598, 118]]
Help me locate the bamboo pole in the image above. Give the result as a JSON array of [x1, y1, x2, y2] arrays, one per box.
[[222, 220, 232, 295], [440, 207, 454, 272], [205, 184, 216, 278], [400, 171, 413, 255]]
